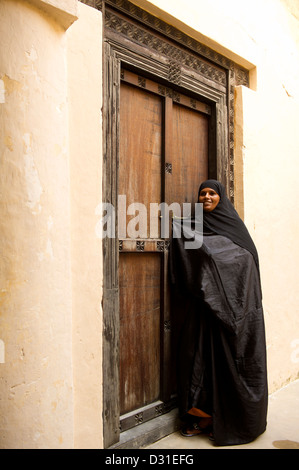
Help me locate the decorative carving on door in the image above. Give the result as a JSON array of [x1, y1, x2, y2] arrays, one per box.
[[81, 0, 249, 200]]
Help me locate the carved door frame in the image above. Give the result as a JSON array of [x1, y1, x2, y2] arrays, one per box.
[[91, 0, 250, 448]]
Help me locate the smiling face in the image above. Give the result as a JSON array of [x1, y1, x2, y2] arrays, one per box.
[[198, 187, 220, 212]]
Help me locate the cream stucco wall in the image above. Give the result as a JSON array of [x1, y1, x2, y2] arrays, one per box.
[[0, 0, 103, 448], [67, 2, 103, 449], [132, 0, 299, 392]]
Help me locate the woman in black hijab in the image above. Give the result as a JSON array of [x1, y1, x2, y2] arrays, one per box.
[[198, 179, 259, 270], [170, 179, 268, 446]]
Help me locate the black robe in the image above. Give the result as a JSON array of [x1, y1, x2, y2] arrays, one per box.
[[170, 221, 268, 446]]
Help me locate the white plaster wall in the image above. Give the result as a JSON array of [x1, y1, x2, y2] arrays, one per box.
[[133, 0, 299, 392], [236, 83, 299, 391], [0, 0, 74, 448], [0, 0, 103, 449], [67, 2, 103, 449]]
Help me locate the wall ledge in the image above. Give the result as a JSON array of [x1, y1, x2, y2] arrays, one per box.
[[27, 0, 78, 29], [130, 0, 256, 71]]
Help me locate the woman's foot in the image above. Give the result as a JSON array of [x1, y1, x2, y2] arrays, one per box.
[[181, 417, 212, 437]]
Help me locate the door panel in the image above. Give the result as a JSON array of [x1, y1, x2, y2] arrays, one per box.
[[119, 253, 161, 415], [119, 83, 162, 238], [170, 103, 209, 208], [119, 80, 163, 420], [118, 70, 209, 432]]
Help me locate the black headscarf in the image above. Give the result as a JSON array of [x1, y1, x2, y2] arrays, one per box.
[[198, 179, 259, 270]]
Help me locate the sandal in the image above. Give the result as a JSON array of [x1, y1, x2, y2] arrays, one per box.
[[181, 423, 205, 437], [181, 418, 213, 437]]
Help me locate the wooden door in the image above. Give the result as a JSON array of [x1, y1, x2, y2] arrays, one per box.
[[118, 70, 209, 432]]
